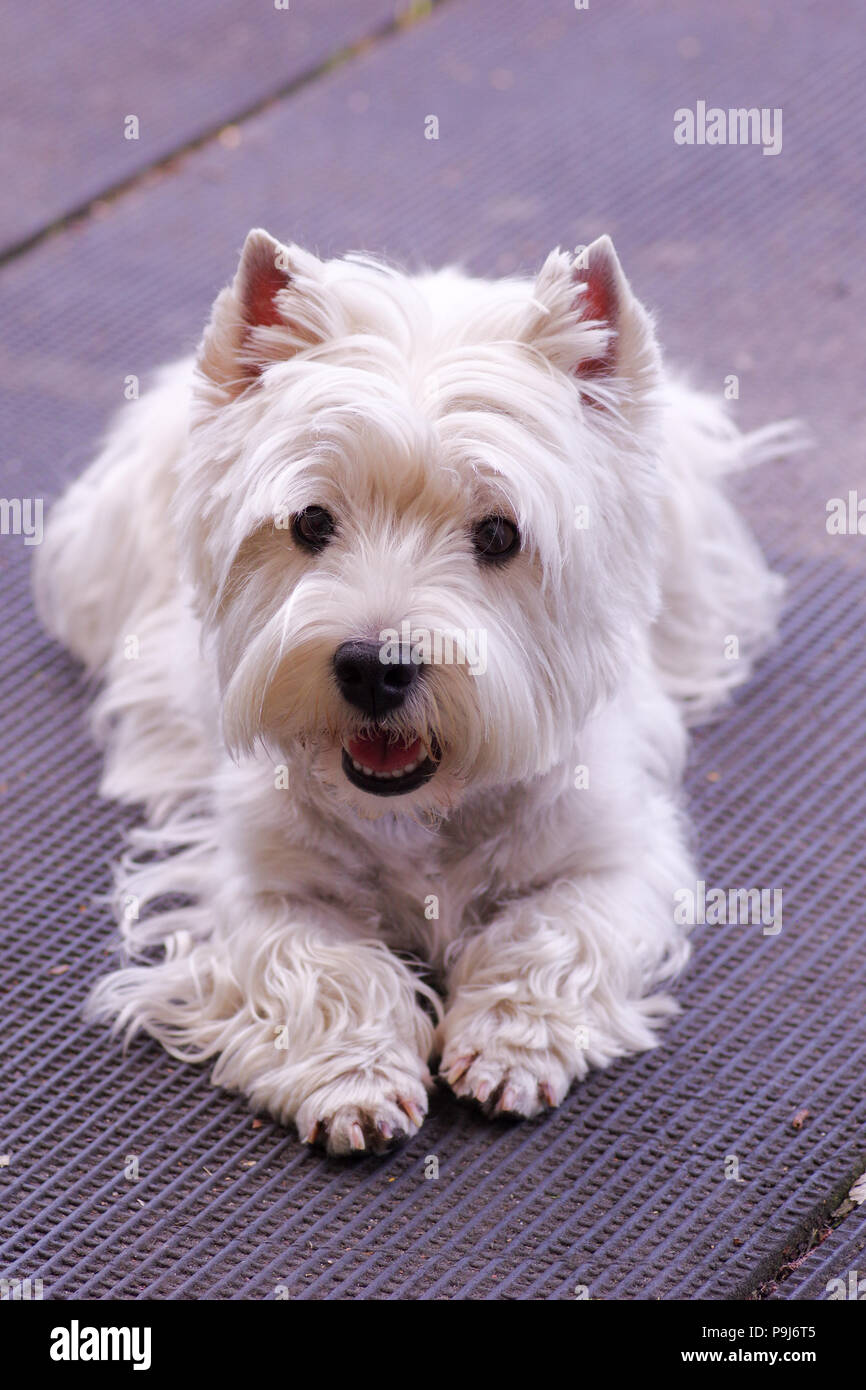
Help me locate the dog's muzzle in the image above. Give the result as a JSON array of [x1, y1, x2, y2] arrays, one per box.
[[333, 641, 439, 796]]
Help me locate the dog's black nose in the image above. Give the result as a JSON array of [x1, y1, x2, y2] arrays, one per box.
[[333, 639, 417, 717]]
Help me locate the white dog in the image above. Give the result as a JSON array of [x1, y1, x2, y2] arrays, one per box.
[[34, 231, 791, 1153]]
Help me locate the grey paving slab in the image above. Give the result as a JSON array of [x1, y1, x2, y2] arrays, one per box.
[[1, 0, 864, 1299], [0, 0, 401, 254]]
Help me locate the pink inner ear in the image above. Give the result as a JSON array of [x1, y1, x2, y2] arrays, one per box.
[[242, 245, 290, 329], [572, 256, 618, 379]]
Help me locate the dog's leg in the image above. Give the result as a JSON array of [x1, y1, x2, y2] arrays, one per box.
[[90, 891, 437, 1155], [439, 860, 690, 1117]]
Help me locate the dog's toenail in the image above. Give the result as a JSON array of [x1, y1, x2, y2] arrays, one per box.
[[445, 1055, 473, 1084], [349, 1122, 366, 1151], [399, 1098, 424, 1127]]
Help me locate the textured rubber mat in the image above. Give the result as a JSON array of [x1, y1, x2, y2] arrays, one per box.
[[0, 0, 401, 254], [2, 0, 865, 1299], [765, 1218, 866, 1301]]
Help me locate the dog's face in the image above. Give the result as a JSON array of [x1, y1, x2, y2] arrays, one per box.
[[178, 231, 663, 819]]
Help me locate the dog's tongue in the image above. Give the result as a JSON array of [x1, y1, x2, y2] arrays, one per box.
[[347, 733, 423, 772]]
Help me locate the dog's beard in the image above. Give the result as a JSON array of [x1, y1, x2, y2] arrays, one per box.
[[214, 595, 588, 821], [281, 716, 469, 824], [216, 610, 475, 817], [315, 728, 459, 821]]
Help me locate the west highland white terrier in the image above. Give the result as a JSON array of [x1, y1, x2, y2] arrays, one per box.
[[34, 230, 791, 1153]]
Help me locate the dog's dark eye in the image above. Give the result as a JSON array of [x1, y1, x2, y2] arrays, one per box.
[[472, 515, 519, 563], [292, 506, 336, 552]]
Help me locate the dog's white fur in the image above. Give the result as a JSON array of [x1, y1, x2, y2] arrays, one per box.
[[34, 231, 792, 1153]]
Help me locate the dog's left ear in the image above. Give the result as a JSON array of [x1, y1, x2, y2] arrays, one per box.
[[527, 236, 660, 414], [195, 228, 336, 407]]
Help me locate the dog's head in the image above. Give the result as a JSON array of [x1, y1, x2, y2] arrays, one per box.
[[178, 229, 663, 819]]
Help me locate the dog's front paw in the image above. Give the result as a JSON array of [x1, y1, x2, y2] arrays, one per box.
[[439, 1017, 572, 1118], [295, 1060, 429, 1156]]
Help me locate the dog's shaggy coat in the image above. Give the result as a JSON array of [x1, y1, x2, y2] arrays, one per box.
[[34, 232, 791, 1152]]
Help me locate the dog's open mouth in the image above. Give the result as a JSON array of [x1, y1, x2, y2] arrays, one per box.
[[341, 732, 439, 796]]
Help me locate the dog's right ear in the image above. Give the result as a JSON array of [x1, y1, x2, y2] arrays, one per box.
[[195, 229, 335, 407]]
